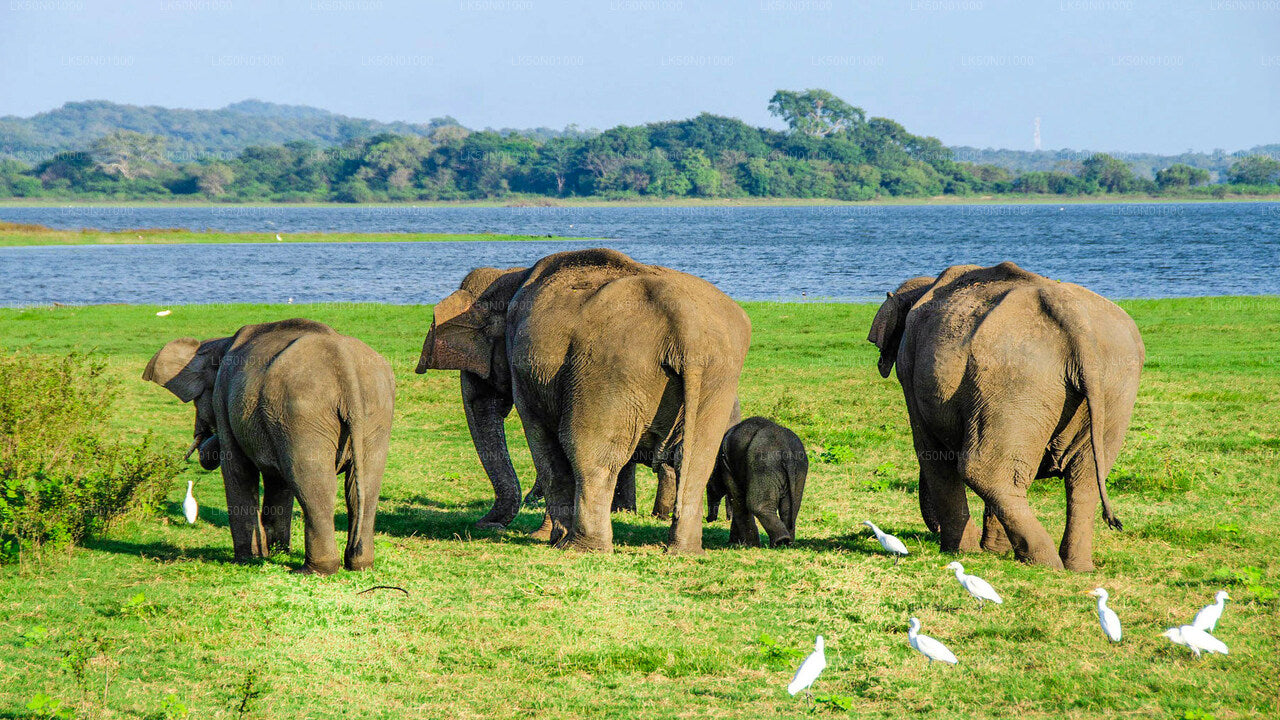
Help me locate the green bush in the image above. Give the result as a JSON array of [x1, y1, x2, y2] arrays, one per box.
[[0, 351, 179, 561]]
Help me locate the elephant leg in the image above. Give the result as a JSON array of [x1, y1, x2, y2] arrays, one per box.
[[288, 453, 341, 575], [611, 463, 637, 513], [220, 440, 267, 563], [1060, 459, 1099, 572], [260, 469, 294, 554], [524, 422, 574, 544], [920, 454, 979, 553], [560, 445, 633, 553], [523, 474, 546, 507], [668, 389, 739, 555], [917, 467, 942, 534], [652, 462, 678, 519], [727, 492, 759, 547], [343, 438, 387, 572], [705, 480, 725, 522], [965, 452, 1063, 570], [980, 503, 1013, 554]]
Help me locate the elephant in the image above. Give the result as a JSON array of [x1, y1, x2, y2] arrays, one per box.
[[143, 318, 395, 574], [868, 262, 1144, 571], [705, 417, 808, 547], [416, 248, 750, 554]]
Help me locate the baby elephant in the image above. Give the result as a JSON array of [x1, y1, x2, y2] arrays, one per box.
[[706, 417, 808, 547]]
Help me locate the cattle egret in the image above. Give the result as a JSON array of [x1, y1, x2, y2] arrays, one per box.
[[908, 618, 958, 665], [1087, 588, 1122, 642], [862, 520, 909, 563], [944, 561, 1003, 609], [183, 480, 198, 524], [1192, 590, 1229, 632], [156, 309, 171, 317], [276, 234, 283, 242], [787, 635, 826, 696], [1163, 625, 1228, 658]]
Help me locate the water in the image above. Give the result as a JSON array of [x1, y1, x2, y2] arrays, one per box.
[[2, 203, 1277, 305]]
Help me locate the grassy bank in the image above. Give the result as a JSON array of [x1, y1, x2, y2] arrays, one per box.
[[0, 223, 587, 247], [2, 193, 1279, 210], [1, 298, 1277, 719]]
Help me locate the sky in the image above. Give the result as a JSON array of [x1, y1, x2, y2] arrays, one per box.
[[0, 0, 1276, 154]]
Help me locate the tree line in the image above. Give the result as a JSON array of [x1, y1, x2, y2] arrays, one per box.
[[1, 90, 1277, 202]]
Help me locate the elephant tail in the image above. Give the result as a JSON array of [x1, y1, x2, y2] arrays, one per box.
[[1055, 301, 1122, 532]]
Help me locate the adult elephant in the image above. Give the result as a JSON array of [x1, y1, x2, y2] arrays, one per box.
[[417, 248, 750, 554], [867, 262, 1143, 571], [143, 319, 395, 574]]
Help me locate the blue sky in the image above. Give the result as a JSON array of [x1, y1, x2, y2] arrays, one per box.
[[1, 0, 1276, 153]]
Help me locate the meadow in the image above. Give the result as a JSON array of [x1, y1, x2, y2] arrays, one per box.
[[1, 297, 1277, 719]]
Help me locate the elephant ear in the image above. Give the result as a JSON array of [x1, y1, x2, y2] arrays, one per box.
[[417, 289, 497, 378], [868, 292, 909, 379], [143, 337, 226, 402]]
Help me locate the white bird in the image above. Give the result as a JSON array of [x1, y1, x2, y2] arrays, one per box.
[[863, 520, 909, 563], [1192, 590, 1229, 632], [1087, 588, 1122, 642], [787, 635, 826, 696], [183, 480, 198, 524], [908, 618, 958, 665], [155, 309, 171, 317], [276, 233, 283, 242], [944, 561, 1003, 609], [1163, 625, 1228, 658], [287, 297, 294, 304]]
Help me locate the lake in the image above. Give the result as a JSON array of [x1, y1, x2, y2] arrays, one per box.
[[2, 203, 1277, 305]]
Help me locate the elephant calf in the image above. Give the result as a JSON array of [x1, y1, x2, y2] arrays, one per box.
[[706, 417, 808, 547], [144, 319, 394, 575]]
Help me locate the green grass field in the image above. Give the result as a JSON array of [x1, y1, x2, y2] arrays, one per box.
[[1, 298, 1277, 719], [0, 223, 585, 247]]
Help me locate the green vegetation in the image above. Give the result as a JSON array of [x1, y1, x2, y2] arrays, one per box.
[[0, 350, 179, 561], [2, 92, 1276, 203], [0, 298, 1277, 718], [0, 222, 584, 247]]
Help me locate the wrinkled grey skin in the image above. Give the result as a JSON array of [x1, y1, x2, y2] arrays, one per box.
[[868, 262, 1144, 571], [417, 248, 750, 554], [144, 319, 395, 575], [705, 417, 808, 547], [521, 398, 742, 519]]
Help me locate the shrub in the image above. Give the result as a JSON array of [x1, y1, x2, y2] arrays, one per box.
[[0, 351, 179, 561]]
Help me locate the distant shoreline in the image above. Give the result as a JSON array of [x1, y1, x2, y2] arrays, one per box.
[[1, 194, 1278, 210], [0, 225, 590, 247]]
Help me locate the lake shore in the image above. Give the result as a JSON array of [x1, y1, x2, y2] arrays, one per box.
[[0, 224, 588, 247]]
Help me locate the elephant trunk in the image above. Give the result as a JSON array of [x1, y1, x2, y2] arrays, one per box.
[[461, 372, 521, 528]]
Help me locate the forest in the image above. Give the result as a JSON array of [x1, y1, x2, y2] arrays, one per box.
[[1, 90, 1277, 202]]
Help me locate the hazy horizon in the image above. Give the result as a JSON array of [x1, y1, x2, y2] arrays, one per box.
[[2, 0, 1277, 154]]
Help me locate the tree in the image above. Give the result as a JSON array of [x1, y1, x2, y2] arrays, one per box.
[[1081, 153, 1138, 193], [1226, 155, 1280, 185], [89, 130, 167, 179], [768, 89, 865, 138], [195, 163, 235, 196], [1155, 163, 1210, 190]]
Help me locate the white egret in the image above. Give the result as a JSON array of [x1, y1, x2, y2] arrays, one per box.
[[1192, 590, 1229, 632], [908, 618, 958, 665], [862, 520, 909, 564], [944, 561, 1003, 609], [276, 233, 283, 242], [183, 480, 198, 524], [787, 635, 826, 696], [1163, 625, 1228, 658], [1086, 588, 1122, 642], [156, 309, 171, 317]]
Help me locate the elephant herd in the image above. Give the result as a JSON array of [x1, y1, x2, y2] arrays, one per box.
[[143, 249, 1144, 575]]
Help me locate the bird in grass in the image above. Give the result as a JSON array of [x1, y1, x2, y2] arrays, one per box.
[[908, 618, 958, 666], [276, 233, 283, 242], [1087, 588, 1122, 642], [1163, 625, 1228, 658], [944, 561, 1003, 609], [155, 309, 171, 317], [183, 480, 198, 524], [1192, 590, 1229, 632], [862, 520, 908, 564], [787, 635, 826, 697]]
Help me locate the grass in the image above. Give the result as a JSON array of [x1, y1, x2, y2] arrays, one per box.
[[0, 297, 1277, 719], [0, 222, 588, 247]]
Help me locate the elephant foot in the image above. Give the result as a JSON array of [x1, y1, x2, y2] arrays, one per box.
[[767, 535, 794, 548], [1062, 555, 1095, 572], [958, 520, 982, 553], [294, 558, 341, 576], [980, 514, 1013, 554], [555, 532, 612, 553], [344, 554, 374, 572], [665, 542, 705, 556], [1015, 549, 1065, 570]]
